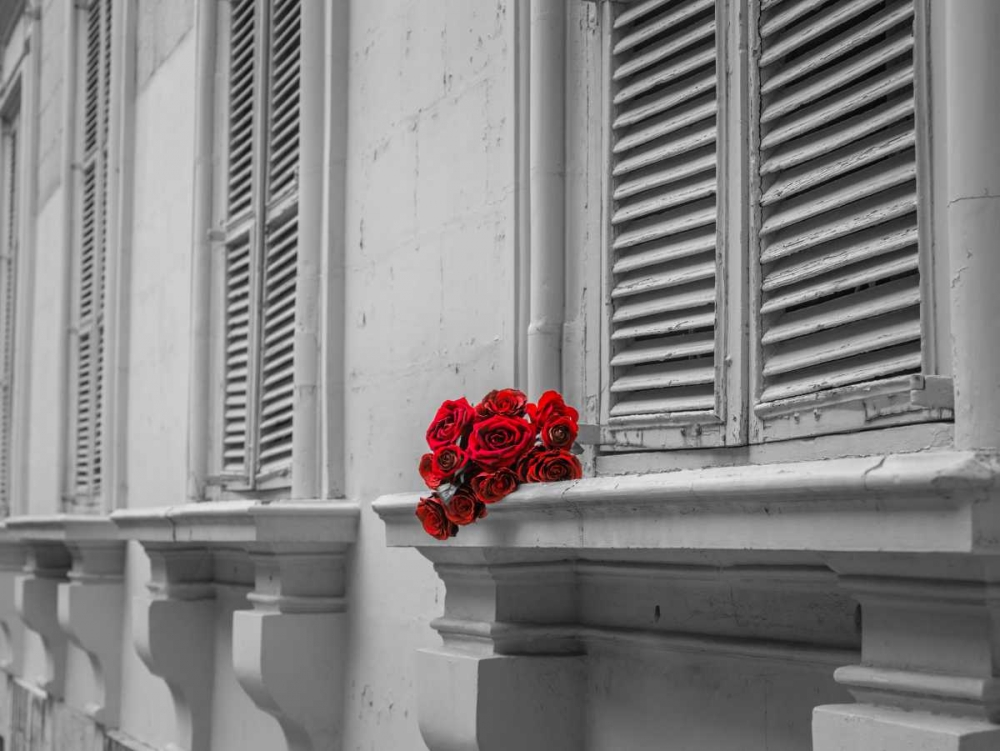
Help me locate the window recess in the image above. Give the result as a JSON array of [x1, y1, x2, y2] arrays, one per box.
[[218, 0, 300, 490]]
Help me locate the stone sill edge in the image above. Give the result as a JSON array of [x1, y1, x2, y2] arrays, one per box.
[[0, 500, 361, 546], [373, 450, 1000, 553]]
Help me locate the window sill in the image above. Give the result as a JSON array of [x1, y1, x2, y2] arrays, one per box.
[[374, 449, 999, 555]]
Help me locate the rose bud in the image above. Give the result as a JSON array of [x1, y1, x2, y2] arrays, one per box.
[[471, 468, 519, 504], [527, 390, 579, 435], [475, 388, 529, 419], [466, 415, 536, 471], [415, 495, 458, 540], [523, 449, 583, 484], [431, 445, 467, 480], [540, 414, 578, 450], [444, 487, 487, 526], [425, 398, 476, 450], [418, 453, 444, 490]]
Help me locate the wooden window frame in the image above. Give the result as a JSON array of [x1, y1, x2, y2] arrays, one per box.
[[573, 0, 951, 457], [208, 0, 328, 499]]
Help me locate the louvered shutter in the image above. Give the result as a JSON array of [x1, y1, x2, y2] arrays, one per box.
[[222, 0, 258, 479], [0, 121, 18, 516], [257, 0, 299, 479], [752, 0, 930, 437], [607, 0, 730, 445], [72, 0, 111, 505], [220, 0, 299, 486]]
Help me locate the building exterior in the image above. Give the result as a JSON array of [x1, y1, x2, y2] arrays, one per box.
[[0, 0, 995, 750]]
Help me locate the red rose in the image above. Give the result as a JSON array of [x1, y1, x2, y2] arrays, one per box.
[[416, 496, 458, 540], [431, 445, 467, 480], [540, 415, 578, 450], [426, 398, 476, 450], [444, 487, 487, 526], [466, 415, 536, 470], [514, 446, 542, 482], [527, 391, 579, 433], [471, 468, 519, 504], [418, 453, 443, 490], [475, 389, 528, 419], [521, 449, 582, 484]]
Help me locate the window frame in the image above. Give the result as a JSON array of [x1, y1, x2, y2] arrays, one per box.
[[207, 0, 327, 499], [572, 0, 953, 460]]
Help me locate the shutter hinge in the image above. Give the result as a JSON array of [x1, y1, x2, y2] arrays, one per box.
[[909, 375, 954, 411], [207, 228, 226, 243]]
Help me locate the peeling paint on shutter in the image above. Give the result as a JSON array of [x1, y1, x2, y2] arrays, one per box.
[[266, 0, 300, 201], [227, 0, 256, 218], [0, 120, 18, 516], [257, 215, 296, 478], [754, 0, 925, 418], [223, 236, 252, 476], [72, 0, 112, 506], [608, 0, 720, 423]]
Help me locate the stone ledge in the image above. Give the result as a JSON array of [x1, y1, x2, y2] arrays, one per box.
[[374, 450, 1000, 554], [111, 500, 360, 545]]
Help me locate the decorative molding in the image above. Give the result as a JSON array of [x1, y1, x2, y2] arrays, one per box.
[[113, 501, 359, 751], [6, 515, 124, 722], [375, 450, 1000, 553]]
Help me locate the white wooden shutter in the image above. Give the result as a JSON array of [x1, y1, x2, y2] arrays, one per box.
[[257, 0, 299, 480], [222, 0, 258, 479], [752, 0, 933, 438], [0, 120, 18, 516], [607, 0, 732, 446], [220, 0, 299, 486], [72, 0, 111, 505]]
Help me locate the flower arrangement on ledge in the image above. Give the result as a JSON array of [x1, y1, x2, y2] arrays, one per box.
[[415, 389, 583, 540]]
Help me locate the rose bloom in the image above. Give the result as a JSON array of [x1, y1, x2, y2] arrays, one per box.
[[471, 468, 519, 504], [418, 453, 443, 490], [522, 448, 582, 484], [444, 487, 487, 526], [431, 445, 467, 479], [466, 415, 536, 470], [475, 388, 528, 419], [415, 496, 458, 540], [527, 391, 579, 433], [426, 398, 476, 450], [540, 414, 578, 450]]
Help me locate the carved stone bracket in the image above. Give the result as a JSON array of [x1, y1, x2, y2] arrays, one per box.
[[112, 501, 360, 751], [0, 525, 27, 677], [6, 515, 125, 724], [813, 553, 1000, 751]]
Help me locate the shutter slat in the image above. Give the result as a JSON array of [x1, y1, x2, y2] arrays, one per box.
[[612, 202, 716, 251], [760, 62, 914, 152], [759, 0, 887, 66], [612, 124, 716, 177], [613, 177, 716, 225], [762, 0, 914, 95], [610, 357, 716, 393], [614, 0, 679, 30], [613, 230, 716, 274], [763, 220, 917, 293], [227, 0, 257, 217], [612, 299, 715, 336], [611, 330, 715, 367], [266, 0, 300, 201], [614, 45, 715, 106], [222, 238, 252, 474], [755, 0, 924, 413], [612, 254, 716, 299], [614, 0, 714, 54], [609, 387, 716, 418], [613, 71, 715, 130], [614, 17, 716, 81], [613, 151, 715, 201], [762, 275, 920, 345], [759, 155, 915, 236], [761, 121, 915, 207], [614, 99, 715, 155]]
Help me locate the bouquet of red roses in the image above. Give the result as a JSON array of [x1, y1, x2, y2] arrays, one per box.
[[415, 389, 583, 540]]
